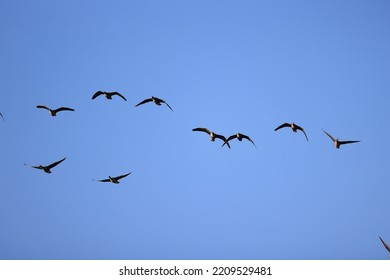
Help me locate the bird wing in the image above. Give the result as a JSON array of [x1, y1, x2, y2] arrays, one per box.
[[322, 129, 336, 142], [95, 178, 111, 183], [222, 134, 236, 147], [295, 125, 309, 141], [162, 100, 173, 111], [339, 140, 360, 145], [92, 91, 104, 99], [214, 133, 228, 144], [0, 112, 3, 120], [24, 163, 41, 169], [113, 172, 131, 181], [379, 236, 390, 253], [46, 157, 66, 169], [36, 105, 51, 111], [192, 127, 212, 134], [55, 107, 75, 112], [111, 92, 127, 101], [274, 123, 291, 131], [135, 98, 153, 107], [241, 134, 257, 147]]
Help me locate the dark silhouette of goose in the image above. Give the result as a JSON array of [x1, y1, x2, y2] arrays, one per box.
[[94, 172, 131, 184], [274, 122, 308, 141], [379, 236, 390, 257], [322, 129, 360, 149], [92, 91, 127, 101], [24, 157, 66, 174], [135, 96, 173, 111], [36, 105, 75, 116], [192, 127, 230, 148], [222, 133, 256, 148]]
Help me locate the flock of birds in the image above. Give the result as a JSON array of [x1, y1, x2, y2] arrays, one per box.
[[1, 90, 389, 258]]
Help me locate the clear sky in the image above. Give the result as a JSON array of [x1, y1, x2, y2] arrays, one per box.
[[1, 0, 389, 260]]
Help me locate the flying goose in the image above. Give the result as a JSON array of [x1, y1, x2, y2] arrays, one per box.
[[192, 127, 230, 148], [92, 91, 127, 101], [36, 105, 75, 116], [379, 236, 390, 257], [135, 96, 173, 111], [94, 172, 131, 184], [222, 133, 256, 148], [24, 157, 66, 174], [274, 122, 308, 141], [322, 129, 360, 149]]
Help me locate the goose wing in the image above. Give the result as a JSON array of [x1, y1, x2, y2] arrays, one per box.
[[36, 105, 51, 111], [111, 92, 127, 101], [24, 163, 42, 170], [295, 125, 309, 141], [322, 129, 336, 142], [113, 172, 131, 181], [46, 157, 66, 169], [94, 178, 111, 183], [92, 91, 104, 99], [214, 133, 230, 148], [339, 140, 360, 145], [162, 100, 173, 111], [379, 236, 390, 253], [274, 123, 291, 131], [241, 133, 257, 147], [55, 107, 75, 113], [135, 98, 153, 107], [192, 127, 212, 135], [222, 134, 237, 147]]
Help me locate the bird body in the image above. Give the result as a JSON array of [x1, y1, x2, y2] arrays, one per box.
[[24, 157, 66, 173], [192, 127, 230, 148], [36, 105, 75, 116], [274, 122, 308, 141], [92, 91, 127, 101], [223, 132, 256, 147], [322, 129, 360, 149], [135, 96, 173, 111], [94, 172, 131, 184]]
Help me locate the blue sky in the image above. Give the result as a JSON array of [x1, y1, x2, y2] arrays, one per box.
[[1, 0, 390, 259]]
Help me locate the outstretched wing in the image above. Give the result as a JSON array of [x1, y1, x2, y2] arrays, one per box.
[[295, 125, 309, 141], [241, 134, 257, 147], [94, 178, 111, 183], [111, 92, 127, 101], [55, 107, 75, 113], [46, 157, 66, 169], [339, 140, 360, 146], [36, 105, 51, 111], [274, 123, 291, 131], [379, 236, 390, 253], [135, 98, 153, 107], [24, 163, 41, 170], [322, 129, 336, 142], [162, 100, 173, 111], [92, 91, 104, 99], [222, 134, 236, 147], [192, 127, 211, 134], [113, 172, 131, 181], [214, 133, 230, 148]]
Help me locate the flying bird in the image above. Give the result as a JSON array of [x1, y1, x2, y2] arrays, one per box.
[[192, 127, 230, 148], [274, 122, 308, 141], [24, 157, 66, 174], [92, 91, 127, 101], [322, 129, 360, 149], [379, 236, 390, 257], [223, 133, 256, 148], [135, 96, 173, 111], [36, 105, 75, 116], [94, 172, 131, 184]]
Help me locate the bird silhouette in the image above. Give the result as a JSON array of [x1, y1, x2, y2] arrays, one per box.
[[192, 127, 230, 148], [274, 122, 308, 141], [379, 236, 390, 257], [36, 105, 75, 116], [135, 96, 173, 111], [92, 91, 127, 101], [94, 172, 131, 184], [223, 133, 256, 148], [24, 157, 66, 174], [322, 129, 360, 149]]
